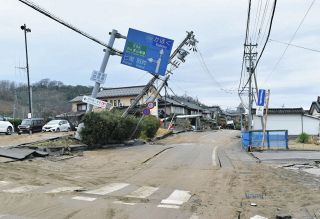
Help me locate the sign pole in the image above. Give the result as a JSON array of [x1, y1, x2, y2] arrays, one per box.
[[122, 31, 196, 118], [87, 29, 118, 113], [262, 89, 270, 148]]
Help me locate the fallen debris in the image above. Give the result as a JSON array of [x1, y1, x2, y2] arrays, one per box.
[[250, 215, 268, 219], [245, 192, 264, 199], [275, 214, 292, 219], [0, 148, 48, 160]]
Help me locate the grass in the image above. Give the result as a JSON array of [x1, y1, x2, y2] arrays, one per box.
[[32, 136, 82, 148]]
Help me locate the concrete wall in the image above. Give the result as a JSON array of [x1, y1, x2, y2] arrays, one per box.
[[253, 114, 320, 135]]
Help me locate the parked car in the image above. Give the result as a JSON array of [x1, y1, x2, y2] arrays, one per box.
[[0, 116, 14, 135], [18, 118, 45, 134], [42, 119, 71, 132]]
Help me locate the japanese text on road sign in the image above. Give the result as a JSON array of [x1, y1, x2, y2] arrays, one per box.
[[82, 95, 113, 110], [121, 28, 174, 76], [90, 70, 107, 84]]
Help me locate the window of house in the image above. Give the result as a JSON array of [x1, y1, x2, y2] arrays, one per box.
[[118, 100, 121, 106], [77, 104, 87, 112]]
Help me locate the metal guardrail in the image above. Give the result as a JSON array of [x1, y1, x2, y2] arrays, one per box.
[[241, 130, 288, 151]]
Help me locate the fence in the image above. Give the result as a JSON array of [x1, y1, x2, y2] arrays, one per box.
[[241, 130, 288, 151]]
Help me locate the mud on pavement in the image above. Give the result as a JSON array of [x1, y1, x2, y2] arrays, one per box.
[[0, 130, 319, 218]]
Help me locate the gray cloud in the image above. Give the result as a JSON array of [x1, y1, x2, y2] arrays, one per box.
[[0, 0, 319, 110]]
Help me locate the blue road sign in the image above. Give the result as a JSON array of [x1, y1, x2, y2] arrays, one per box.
[[143, 108, 151, 115], [121, 28, 174, 76], [257, 89, 266, 106]]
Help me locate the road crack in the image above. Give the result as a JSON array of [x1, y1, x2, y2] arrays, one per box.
[[141, 147, 174, 164]]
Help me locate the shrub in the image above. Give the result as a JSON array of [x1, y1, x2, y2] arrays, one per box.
[[298, 132, 309, 143], [8, 118, 22, 132], [80, 111, 140, 146], [140, 116, 160, 139]]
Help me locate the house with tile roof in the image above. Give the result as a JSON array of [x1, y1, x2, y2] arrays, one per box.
[[69, 85, 160, 116], [252, 108, 320, 136], [309, 96, 320, 118]]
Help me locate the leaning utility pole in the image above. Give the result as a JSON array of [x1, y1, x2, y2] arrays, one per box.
[[244, 43, 257, 130], [122, 31, 197, 118], [86, 30, 121, 113]]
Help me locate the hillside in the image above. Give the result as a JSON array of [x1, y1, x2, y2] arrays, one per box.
[[0, 79, 92, 119]]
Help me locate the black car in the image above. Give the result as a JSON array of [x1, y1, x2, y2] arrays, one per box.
[[18, 118, 45, 134]]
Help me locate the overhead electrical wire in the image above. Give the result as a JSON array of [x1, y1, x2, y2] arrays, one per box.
[[253, 0, 277, 70], [252, 0, 263, 43], [256, 0, 270, 44], [264, 0, 316, 83], [195, 46, 236, 94], [18, 0, 123, 55], [269, 39, 320, 53], [238, 0, 277, 95], [238, 0, 252, 96]]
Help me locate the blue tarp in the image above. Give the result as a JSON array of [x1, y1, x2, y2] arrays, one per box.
[[241, 130, 288, 151]]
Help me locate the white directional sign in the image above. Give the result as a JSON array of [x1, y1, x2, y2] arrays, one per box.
[[82, 95, 113, 110], [256, 105, 264, 117], [90, 70, 107, 84]]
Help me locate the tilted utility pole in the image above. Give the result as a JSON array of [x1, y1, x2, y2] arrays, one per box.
[[86, 30, 126, 113], [122, 31, 197, 118]]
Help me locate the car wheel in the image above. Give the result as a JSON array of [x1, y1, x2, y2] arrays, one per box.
[[67, 127, 71, 132], [56, 128, 60, 132], [6, 127, 12, 135]]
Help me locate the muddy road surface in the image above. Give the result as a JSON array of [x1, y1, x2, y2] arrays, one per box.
[[0, 130, 319, 218]]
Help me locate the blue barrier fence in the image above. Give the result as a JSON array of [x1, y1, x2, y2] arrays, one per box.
[[241, 130, 288, 151]]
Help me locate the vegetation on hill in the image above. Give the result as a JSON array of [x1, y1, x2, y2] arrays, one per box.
[[0, 79, 92, 119]]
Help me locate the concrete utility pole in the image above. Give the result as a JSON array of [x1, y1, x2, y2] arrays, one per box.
[[21, 24, 32, 118], [122, 31, 197, 118], [86, 30, 121, 113], [244, 43, 257, 130]]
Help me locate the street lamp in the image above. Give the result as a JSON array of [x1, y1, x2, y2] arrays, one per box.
[[20, 24, 32, 118]]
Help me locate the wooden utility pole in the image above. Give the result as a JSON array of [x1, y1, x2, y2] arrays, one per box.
[[262, 89, 270, 148]]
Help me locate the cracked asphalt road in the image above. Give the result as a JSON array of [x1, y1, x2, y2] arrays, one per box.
[[0, 130, 319, 218]]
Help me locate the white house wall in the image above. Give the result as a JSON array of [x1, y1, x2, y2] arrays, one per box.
[[253, 114, 320, 135], [303, 116, 320, 135], [253, 114, 302, 135]]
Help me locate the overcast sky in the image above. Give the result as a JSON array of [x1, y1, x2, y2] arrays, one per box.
[[1, 0, 319, 110]]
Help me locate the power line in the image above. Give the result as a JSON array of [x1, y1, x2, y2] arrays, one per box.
[[18, 0, 123, 55], [252, 0, 263, 42], [264, 0, 316, 82], [269, 38, 320, 53], [195, 46, 236, 94], [256, 0, 271, 44], [254, 0, 277, 70], [238, 0, 252, 94]]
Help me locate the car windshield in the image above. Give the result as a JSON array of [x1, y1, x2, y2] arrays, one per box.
[[21, 119, 32, 125], [47, 120, 60, 125]]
